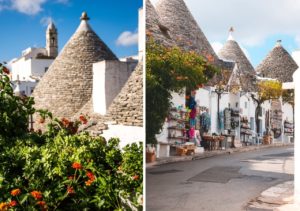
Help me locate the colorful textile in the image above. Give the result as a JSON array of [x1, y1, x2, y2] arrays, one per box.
[[190, 108, 196, 119], [188, 96, 196, 109], [189, 118, 196, 127], [189, 127, 195, 138]]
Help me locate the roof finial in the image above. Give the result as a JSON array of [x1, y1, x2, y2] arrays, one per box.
[[228, 26, 235, 41], [80, 11, 90, 21], [276, 39, 282, 47]]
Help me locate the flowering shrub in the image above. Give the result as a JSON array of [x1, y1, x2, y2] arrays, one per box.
[[0, 64, 143, 210], [0, 131, 143, 210]]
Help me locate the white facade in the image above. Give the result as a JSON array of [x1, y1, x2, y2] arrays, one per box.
[[12, 57, 53, 81], [101, 124, 144, 149], [92, 60, 136, 115]]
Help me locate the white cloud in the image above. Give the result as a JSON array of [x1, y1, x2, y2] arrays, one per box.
[[116, 31, 138, 47], [0, 0, 68, 15], [150, 0, 300, 48], [40, 16, 53, 26], [11, 0, 46, 15]]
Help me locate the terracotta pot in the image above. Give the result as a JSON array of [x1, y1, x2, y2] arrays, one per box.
[[146, 152, 156, 163], [263, 135, 271, 145]]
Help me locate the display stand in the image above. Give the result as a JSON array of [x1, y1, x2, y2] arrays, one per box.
[[240, 117, 252, 145]]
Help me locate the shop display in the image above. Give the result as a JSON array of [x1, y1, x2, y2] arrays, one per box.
[[167, 107, 189, 144], [284, 120, 294, 135], [240, 116, 252, 145]]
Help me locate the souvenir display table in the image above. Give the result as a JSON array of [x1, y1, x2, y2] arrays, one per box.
[[202, 135, 225, 151]]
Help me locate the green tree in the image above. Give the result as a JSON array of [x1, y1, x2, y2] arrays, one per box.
[[251, 80, 282, 134], [0, 64, 35, 138], [146, 40, 218, 144]]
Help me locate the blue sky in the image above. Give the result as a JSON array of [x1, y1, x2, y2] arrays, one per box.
[[150, 0, 300, 68], [0, 0, 143, 63]]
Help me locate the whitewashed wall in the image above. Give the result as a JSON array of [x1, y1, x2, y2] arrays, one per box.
[[92, 60, 135, 115], [101, 124, 144, 149], [31, 59, 53, 77], [13, 80, 37, 96], [12, 58, 53, 80]]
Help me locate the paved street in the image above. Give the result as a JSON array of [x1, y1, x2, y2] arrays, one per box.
[[146, 146, 294, 211]]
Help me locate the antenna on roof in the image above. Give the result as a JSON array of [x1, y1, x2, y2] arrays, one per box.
[[228, 26, 235, 41], [276, 39, 282, 47]]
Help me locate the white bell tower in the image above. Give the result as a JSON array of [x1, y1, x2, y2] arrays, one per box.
[[46, 21, 58, 58]]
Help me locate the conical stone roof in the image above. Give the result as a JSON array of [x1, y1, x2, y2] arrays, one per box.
[[218, 29, 256, 91], [256, 40, 298, 82], [33, 12, 118, 118], [146, 0, 174, 47], [155, 0, 218, 60]]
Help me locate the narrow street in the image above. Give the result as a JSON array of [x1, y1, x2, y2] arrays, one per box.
[[146, 146, 294, 211]]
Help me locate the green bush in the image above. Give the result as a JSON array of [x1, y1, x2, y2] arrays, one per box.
[[0, 64, 143, 210], [0, 65, 35, 138], [0, 130, 143, 210]]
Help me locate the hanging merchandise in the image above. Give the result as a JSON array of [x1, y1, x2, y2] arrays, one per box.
[[231, 109, 240, 129], [224, 108, 231, 130], [284, 120, 294, 135], [189, 127, 195, 139], [200, 111, 211, 132], [195, 108, 201, 130], [218, 111, 224, 131], [189, 118, 196, 127], [190, 107, 197, 119], [188, 96, 197, 109]]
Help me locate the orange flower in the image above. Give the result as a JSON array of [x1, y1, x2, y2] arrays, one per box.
[[38, 118, 45, 124], [37, 201, 46, 206], [68, 175, 75, 180], [61, 118, 70, 127], [0, 202, 9, 210], [86, 171, 95, 181], [67, 186, 75, 194], [11, 188, 21, 196], [79, 115, 88, 124], [72, 162, 82, 170], [132, 175, 139, 181], [205, 54, 215, 63], [31, 191, 42, 200], [85, 179, 93, 186], [9, 200, 17, 207]]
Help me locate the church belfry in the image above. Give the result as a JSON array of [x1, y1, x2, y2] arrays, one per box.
[[46, 21, 58, 58]]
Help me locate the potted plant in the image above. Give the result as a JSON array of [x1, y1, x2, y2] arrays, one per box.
[[146, 144, 156, 163]]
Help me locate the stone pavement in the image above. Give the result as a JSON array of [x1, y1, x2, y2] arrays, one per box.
[[246, 181, 300, 211], [146, 143, 293, 168]]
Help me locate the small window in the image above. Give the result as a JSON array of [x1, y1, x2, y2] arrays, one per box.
[[236, 102, 238, 108], [30, 87, 34, 94], [228, 103, 231, 108], [245, 102, 247, 109], [45, 67, 49, 72]]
